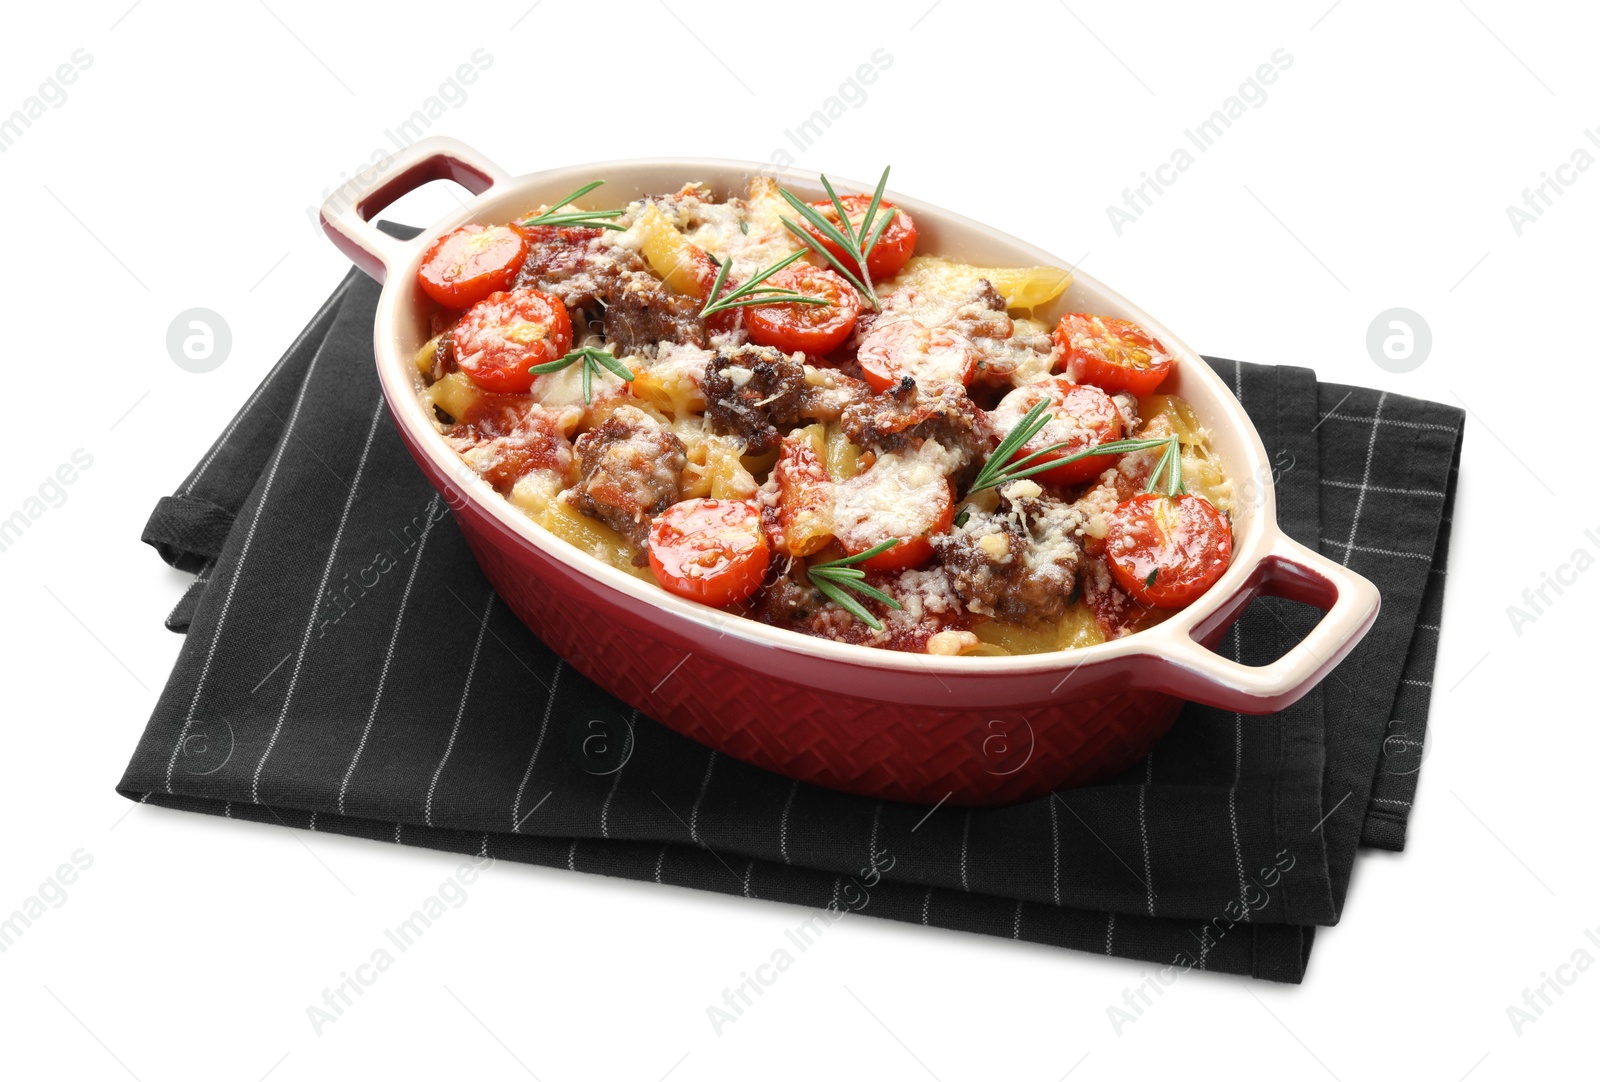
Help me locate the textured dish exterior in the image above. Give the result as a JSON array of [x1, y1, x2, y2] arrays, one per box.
[[342, 151, 1373, 806]]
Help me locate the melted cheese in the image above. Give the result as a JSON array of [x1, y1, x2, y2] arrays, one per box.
[[532, 362, 628, 415], [831, 440, 959, 549], [888, 255, 1072, 312]]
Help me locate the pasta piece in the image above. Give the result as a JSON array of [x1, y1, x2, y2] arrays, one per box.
[[630, 363, 706, 419], [703, 436, 759, 499], [744, 177, 795, 243], [740, 445, 781, 479], [984, 265, 1074, 311], [679, 435, 712, 500], [973, 600, 1107, 654], [416, 334, 442, 376], [823, 422, 863, 481], [427, 371, 483, 423], [509, 474, 652, 580], [891, 255, 1071, 312], [634, 203, 706, 298], [1139, 395, 1235, 513], [796, 423, 828, 460], [1056, 602, 1107, 650], [773, 433, 833, 557]]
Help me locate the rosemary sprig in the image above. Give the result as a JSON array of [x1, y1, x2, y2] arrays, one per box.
[[517, 180, 626, 232], [807, 540, 903, 631], [778, 166, 897, 312], [967, 399, 1179, 495], [528, 346, 634, 404], [1143, 435, 1187, 498], [699, 249, 836, 319]]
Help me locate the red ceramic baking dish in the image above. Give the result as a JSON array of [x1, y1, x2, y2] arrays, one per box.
[[321, 137, 1380, 807]]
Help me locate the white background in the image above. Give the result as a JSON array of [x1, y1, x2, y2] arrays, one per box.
[[3, 1, 1596, 1078]]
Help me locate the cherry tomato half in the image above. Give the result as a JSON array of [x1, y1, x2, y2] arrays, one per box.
[[1054, 314, 1175, 396], [834, 459, 955, 573], [744, 266, 862, 355], [418, 224, 528, 309], [990, 379, 1123, 487], [648, 498, 770, 607], [801, 193, 918, 280], [849, 489, 954, 571], [856, 320, 977, 393], [1104, 493, 1232, 609], [453, 289, 573, 395]]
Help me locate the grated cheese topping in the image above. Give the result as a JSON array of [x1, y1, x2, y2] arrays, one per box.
[[831, 439, 959, 551]]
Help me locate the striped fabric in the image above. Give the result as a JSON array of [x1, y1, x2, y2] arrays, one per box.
[[120, 248, 1463, 982]]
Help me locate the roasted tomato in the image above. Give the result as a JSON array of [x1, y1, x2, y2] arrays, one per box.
[[833, 449, 955, 572], [1054, 314, 1175, 396], [417, 224, 529, 309], [452, 289, 573, 394], [744, 266, 861, 355], [800, 193, 918, 279], [1104, 493, 1232, 608], [990, 379, 1124, 486], [648, 498, 770, 607], [845, 491, 954, 571], [856, 319, 977, 393]]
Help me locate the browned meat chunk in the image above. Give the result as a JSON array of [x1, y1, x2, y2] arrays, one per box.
[[702, 344, 805, 454], [444, 396, 574, 495], [932, 484, 1085, 628], [515, 226, 709, 355], [569, 406, 687, 555], [514, 226, 638, 313], [797, 367, 873, 423], [970, 326, 1054, 392], [748, 560, 974, 653], [951, 279, 1012, 339], [839, 378, 992, 482], [602, 273, 709, 357], [745, 556, 827, 627]]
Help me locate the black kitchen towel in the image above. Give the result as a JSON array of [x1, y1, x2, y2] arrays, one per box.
[[120, 231, 1463, 982]]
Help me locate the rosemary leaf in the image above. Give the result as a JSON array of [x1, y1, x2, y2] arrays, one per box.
[[814, 538, 900, 568], [781, 221, 873, 299], [528, 347, 634, 405], [861, 205, 898, 258], [592, 349, 637, 382], [1142, 435, 1186, 498], [805, 539, 905, 630], [820, 174, 856, 249], [859, 166, 893, 254], [967, 400, 1175, 496], [699, 249, 835, 319], [778, 175, 895, 312], [811, 575, 883, 631], [517, 180, 626, 231], [780, 187, 857, 255]]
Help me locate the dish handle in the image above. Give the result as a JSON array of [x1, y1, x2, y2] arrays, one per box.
[[1133, 530, 1381, 714], [319, 137, 512, 283]]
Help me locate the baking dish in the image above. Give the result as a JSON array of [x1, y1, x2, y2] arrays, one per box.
[[321, 136, 1379, 806]]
